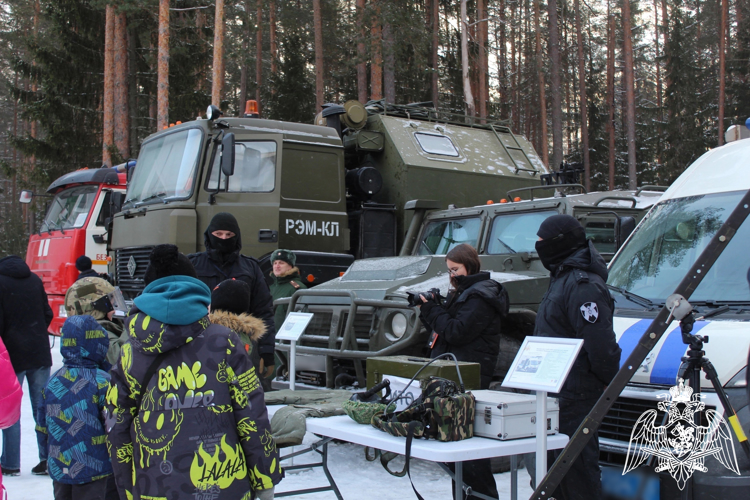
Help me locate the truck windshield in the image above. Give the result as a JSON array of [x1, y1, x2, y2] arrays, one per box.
[[608, 190, 750, 306], [43, 185, 98, 230], [487, 210, 557, 254], [417, 217, 481, 255], [125, 128, 203, 206]]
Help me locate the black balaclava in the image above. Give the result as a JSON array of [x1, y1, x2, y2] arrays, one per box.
[[205, 212, 242, 265], [535, 214, 587, 272]]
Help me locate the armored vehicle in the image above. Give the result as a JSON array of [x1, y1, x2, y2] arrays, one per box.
[[276, 185, 664, 388], [109, 101, 547, 300]]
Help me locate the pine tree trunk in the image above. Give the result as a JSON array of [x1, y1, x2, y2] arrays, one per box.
[[718, 0, 727, 145], [370, 1, 382, 100], [574, 0, 589, 189], [114, 11, 129, 159], [534, 0, 549, 167], [622, 0, 637, 189], [510, 1, 518, 130], [270, 0, 277, 77], [212, 0, 225, 107], [661, 0, 670, 95], [383, 19, 395, 103], [30, 0, 39, 175], [239, 4, 249, 113], [256, 0, 263, 107], [157, 0, 169, 130], [478, 0, 488, 120], [607, 10, 616, 190], [654, 0, 662, 122], [460, 0, 476, 117], [357, 0, 368, 103], [313, 0, 324, 110], [547, 0, 563, 170], [103, 5, 115, 164], [431, 0, 439, 105]]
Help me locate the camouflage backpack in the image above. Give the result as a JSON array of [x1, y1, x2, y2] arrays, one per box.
[[371, 376, 475, 497], [371, 377, 475, 443]]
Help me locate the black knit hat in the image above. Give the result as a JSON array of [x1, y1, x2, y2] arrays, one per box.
[[76, 255, 93, 271], [211, 279, 251, 315], [143, 244, 197, 285], [270, 249, 296, 268]]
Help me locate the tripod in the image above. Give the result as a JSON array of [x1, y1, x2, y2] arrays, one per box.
[[675, 311, 750, 499]]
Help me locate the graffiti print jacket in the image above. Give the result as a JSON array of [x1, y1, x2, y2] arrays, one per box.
[[105, 275, 282, 500], [36, 315, 112, 484]]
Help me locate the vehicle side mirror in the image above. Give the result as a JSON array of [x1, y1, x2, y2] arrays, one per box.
[[111, 191, 125, 216], [19, 190, 33, 204], [616, 216, 636, 249], [221, 132, 235, 177]]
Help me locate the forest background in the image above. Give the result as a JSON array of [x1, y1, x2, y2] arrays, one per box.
[[0, 0, 747, 257]]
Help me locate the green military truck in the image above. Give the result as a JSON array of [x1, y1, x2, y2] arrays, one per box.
[[108, 101, 548, 300], [275, 185, 665, 388]]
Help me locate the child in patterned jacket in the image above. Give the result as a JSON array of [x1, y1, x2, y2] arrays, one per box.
[[36, 315, 117, 499]]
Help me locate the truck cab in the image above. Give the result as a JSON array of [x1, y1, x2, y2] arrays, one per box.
[[278, 186, 663, 388], [600, 136, 750, 497], [24, 167, 126, 335]]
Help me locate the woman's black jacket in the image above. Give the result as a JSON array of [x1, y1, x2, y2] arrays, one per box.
[[419, 272, 508, 388]]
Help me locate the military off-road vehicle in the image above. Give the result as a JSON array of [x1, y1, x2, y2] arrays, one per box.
[[109, 100, 547, 299], [275, 185, 665, 388]]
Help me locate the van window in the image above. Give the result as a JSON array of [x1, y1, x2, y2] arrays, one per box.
[[487, 210, 557, 254], [414, 133, 459, 157], [208, 141, 276, 192], [417, 218, 481, 255], [608, 191, 750, 305]]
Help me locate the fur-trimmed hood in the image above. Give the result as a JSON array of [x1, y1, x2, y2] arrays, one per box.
[[208, 309, 267, 342]]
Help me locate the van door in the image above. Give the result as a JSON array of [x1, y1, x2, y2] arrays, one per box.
[[196, 135, 283, 259]]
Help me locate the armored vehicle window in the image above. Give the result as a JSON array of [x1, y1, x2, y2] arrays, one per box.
[[127, 128, 202, 205], [417, 218, 481, 255], [584, 221, 616, 254], [487, 210, 557, 254], [207, 141, 276, 192], [43, 185, 98, 230], [609, 191, 750, 304], [414, 133, 459, 157]]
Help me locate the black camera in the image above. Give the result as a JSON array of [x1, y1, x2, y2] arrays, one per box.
[[406, 288, 443, 307]]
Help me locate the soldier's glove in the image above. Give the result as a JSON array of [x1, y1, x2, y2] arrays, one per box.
[[259, 353, 275, 378]]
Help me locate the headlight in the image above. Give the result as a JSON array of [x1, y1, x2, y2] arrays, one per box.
[[58, 305, 68, 318], [725, 366, 747, 388], [388, 313, 408, 341]]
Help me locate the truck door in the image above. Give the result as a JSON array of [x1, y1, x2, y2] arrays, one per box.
[[84, 188, 121, 273], [196, 135, 282, 259]]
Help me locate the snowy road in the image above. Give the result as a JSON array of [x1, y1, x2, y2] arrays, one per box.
[[3, 341, 534, 500]]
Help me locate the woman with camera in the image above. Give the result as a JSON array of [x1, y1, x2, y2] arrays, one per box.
[[418, 243, 509, 499]]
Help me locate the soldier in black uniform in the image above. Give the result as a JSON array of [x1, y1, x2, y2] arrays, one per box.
[[533, 214, 621, 500]]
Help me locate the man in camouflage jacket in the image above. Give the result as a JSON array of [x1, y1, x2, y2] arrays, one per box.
[[104, 270, 282, 499]]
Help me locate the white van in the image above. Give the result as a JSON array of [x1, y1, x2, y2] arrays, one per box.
[[602, 136, 750, 496]]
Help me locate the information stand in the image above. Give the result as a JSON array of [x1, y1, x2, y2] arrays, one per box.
[[502, 336, 584, 487], [276, 312, 314, 391]]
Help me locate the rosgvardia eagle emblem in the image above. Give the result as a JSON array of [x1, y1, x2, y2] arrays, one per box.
[[623, 379, 739, 490]]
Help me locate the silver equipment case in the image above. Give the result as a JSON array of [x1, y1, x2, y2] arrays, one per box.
[[471, 390, 560, 440]]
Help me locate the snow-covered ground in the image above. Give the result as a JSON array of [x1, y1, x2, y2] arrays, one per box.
[[3, 341, 534, 500]]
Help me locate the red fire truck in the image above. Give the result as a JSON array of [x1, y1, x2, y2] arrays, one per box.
[[21, 163, 131, 335]]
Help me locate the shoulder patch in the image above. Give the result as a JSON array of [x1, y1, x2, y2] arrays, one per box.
[[573, 269, 589, 283], [580, 302, 599, 323], [290, 281, 300, 289]]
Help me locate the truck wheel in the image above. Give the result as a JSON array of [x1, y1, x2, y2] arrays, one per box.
[[494, 334, 523, 380]]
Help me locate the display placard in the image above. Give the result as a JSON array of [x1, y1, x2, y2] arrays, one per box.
[[276, 312, 314, 342], [501, 336, 584, 394]]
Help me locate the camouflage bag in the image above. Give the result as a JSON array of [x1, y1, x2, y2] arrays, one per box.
[[371, 376, 475, 494]]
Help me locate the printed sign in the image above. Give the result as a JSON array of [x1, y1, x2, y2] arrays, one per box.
[[501, 336, 584, 394], [382, 375, 422, 412], [624, 379, 740, 490], [276, 312, 314, 342]]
